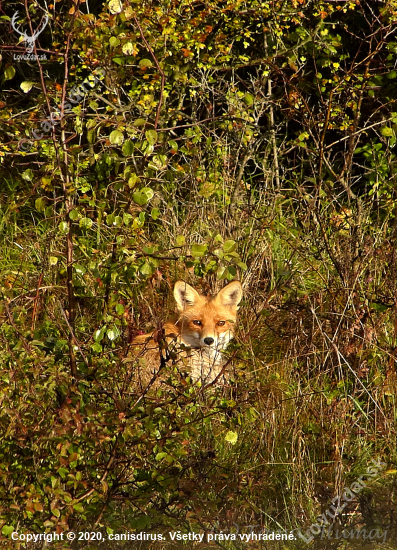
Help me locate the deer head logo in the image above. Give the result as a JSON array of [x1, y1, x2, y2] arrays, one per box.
[[11, 12, 49, 54]]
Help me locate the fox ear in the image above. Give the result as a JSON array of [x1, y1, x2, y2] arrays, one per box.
[[174, 281, 201, 311], [215, 281, 243, 308]]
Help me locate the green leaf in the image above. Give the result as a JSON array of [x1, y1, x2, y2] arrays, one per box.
[[151, 208, 160, 220], [69, 209, 80, 221], [149, 154, 167, 170], [79, 217, 93, 229], [380, 126, 393, 137], [156, 452, 167, 461], [205, 259, 218, 273], [106, 213, 115, 225], [127, 173, 140, 188], [115, 303, 125, 315], [87, 130, 96, 143], [123, 212, 133, 225], [35, 198, 46, 212], [225, 430, 238, 445], [122, 139, 134, 156], [223, 240, 236, 253], [134, 118, 146, 127], [140, 262, 154, 276], [4, 66, 16, 80], [145, 129, 158, 145], [73, 503, 85, 513], [226, 266, 237, 279], [74, 264, 86, 275], [243, 93, 254, 106], [20, 81, 34, 93], [94, 326, 107, 342], [109, 36, 120, 47], [191, 244, 208, 257], [139, 58, 153, 67], [107, 327, 120, 341], [22, 169, 34, 181], [2, 525, 15, 537], [41, 176, 52, 187], [108, 0, 123, 13], [168, 140, 178, 152], [370, 302, 389, 312], [57, 467, 69, 479], [133, 187, 154, 206], [109, 130, 124, 145], [176, 235, 186, 246], [133, 191, 147, 206], [91, 342, 103, 353], [49, 256, 58, 266], [59, 221, 69, 233], [122, 42, 135, 55]]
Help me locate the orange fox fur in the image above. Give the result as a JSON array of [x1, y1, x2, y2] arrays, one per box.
[[129, 281, 243, 385]]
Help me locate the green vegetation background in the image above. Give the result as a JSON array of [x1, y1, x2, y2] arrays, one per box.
[[1, 0, 397, 548]]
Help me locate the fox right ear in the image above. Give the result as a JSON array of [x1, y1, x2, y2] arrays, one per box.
[[215, 280, 243, 309], [174, 281, 201, 311]]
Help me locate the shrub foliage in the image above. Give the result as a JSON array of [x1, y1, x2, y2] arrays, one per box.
[[1, 0, 397, 547]]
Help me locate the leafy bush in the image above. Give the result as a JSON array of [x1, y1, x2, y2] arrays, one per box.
[[1, 0, 397, 547]]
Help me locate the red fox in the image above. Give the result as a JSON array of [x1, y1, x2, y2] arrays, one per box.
[[130, 281, 243, 385]]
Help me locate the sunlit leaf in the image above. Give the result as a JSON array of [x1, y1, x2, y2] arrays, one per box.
[[109, 37, 120, 47], [4, 66, 15, 80], [122, 139, 134, 156], [225, 431, 238, 445], [108, 0, 122, 13], [145, 129, 157, 145], [191, 244, 208, 257], [122, 42, 135, 55], [20, 81, 34, 93], [109, 130, 124, 145], [79, 217, 93, 229], [139, 58, 153, 67]]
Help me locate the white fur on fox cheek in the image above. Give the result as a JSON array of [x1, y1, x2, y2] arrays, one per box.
[[182, 331, 201, 347], [219, 330, 233, 346]]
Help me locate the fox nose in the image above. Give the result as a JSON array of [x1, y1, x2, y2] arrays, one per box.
[[204, 337, 214, 346]]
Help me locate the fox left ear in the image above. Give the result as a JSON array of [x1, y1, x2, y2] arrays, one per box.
[[174, 281, 202, 312], [215, 281, 243, 308]]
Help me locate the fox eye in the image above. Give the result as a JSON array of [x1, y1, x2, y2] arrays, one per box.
[[192, 320, 202, 326], [217, 321, 226, 326]]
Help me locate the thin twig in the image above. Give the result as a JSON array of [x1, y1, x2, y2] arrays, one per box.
[[31, 272, 43, 331], [134, 16, 166, 129], [58, 301, 88, 371]]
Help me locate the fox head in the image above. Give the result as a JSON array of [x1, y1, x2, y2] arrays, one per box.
[[173, 281, 243, 351]]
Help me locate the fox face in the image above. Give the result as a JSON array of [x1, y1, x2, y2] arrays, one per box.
[[129, 280, 243, 384], [173, 281, 243, 353]]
